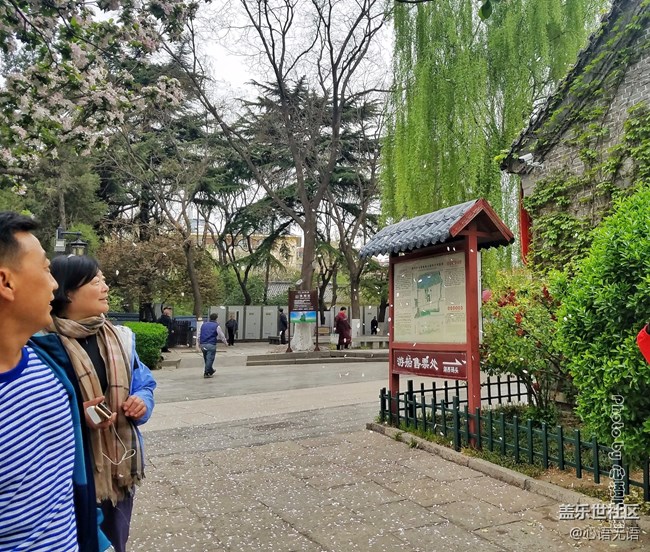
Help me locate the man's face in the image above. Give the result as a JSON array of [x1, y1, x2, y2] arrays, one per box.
[[6, 232, 58, 332], [164, 308, 172, 316]]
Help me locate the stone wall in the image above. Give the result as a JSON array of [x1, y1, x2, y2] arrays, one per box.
[[523, 25, 650, 226]]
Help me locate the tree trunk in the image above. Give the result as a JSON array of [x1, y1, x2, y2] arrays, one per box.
[[300, 216, 317, 290], [378, 296, 388, 323], [349, 270, 362, 320], [331, 265, 339, 308], [183, 238, 203, 318], [263, 255, 271, 304], [58, 187, 67, 229]]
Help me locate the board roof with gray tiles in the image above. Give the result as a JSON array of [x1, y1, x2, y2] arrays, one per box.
[[360, 200, 477, 258]]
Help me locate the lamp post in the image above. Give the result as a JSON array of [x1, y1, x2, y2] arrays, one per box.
[[54, 227, 88, 256]]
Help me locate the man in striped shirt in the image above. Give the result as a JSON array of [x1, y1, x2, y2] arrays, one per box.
[[0, 212, 78, 551]]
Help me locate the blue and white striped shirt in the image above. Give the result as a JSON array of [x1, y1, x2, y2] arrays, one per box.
[[0, 346, 78, 551]]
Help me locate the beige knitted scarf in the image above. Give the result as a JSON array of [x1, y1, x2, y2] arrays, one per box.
[[49, 315, 144, 504]]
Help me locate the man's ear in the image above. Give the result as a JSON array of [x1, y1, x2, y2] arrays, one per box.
[[0, 267, 16, 301]]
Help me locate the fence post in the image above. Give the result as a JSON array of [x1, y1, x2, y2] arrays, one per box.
[[421, 384, 427, 433], [526, 420, 534, 464], [592, 436, 600, 484], [574, 429, 582, 479], [541, 423, 549, 469], [557, 426, 565, 470], [452, 396, 461, 451], [513, 416, 520, 463], [441, 399, 447, 437], [407, 380, 415, 428], [487, 409, 493, 451], [643, 457, 650, 502], [496, 375, 502, 404], [486, 376, 493, 406], [475, 407, 482, 449], [499, 412, 506, 455], [380, 388, 387, 423], [464, 404, 470, 446]]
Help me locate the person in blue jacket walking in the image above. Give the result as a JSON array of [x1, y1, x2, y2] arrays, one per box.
[[32, 254, 156, 552]]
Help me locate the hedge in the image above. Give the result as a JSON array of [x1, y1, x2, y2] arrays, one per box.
[[123, 322, 168, 370]]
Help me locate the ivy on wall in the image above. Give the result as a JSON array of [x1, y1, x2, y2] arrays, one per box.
[[524, 2, 650, 272], [526, 102, 650, 271]]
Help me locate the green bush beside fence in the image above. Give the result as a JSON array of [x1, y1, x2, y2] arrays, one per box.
[[123, 322, 167, 370]]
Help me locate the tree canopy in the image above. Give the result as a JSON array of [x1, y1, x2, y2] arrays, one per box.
[[382, 0, 608, 225]]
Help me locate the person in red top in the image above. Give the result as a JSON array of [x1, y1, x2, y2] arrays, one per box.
[[334, 307, 352, 350], [636, 323, 650, 363]]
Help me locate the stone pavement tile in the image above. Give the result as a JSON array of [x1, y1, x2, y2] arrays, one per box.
[[203, 447, 275, 474], [399, 521, 507, 552], [399, 453, 485, 482], [304, 519, 414, 551], [353, 499, 448, 532], [253, 440, 312, 464], [523, 506, 647, 550], [384, 477, 457, 507], [132, 480, 182, 513], [273, 503, 362, 527], [130, 528, 227, 551], [255, 482, 336, 512], [210, 505, 323, 552], [299, 434, 369, 450], [302, 467, 363, 490], [130, 506, 206, 539], [474, 519, 602, 551], [454, 477, 556, 513], [176, 479, 264, 517], [326, 480, 403, 509], [228, 471, 311, 499], [356, 459, 423, 485], [434, 499, 522, 530], [384, 476, 505, 507]]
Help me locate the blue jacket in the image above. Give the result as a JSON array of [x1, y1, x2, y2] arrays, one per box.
[[30, 327, 156, 551]]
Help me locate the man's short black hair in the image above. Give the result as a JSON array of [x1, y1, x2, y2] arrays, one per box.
[[0, 211, 38, 266], [50, 255, 101, 317], [209, 313, 218, 321], [279, 308, 283, 313], [340, 306, 346, 311]]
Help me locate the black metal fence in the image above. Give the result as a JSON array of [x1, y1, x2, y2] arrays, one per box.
[[379, 378, 650, 502]]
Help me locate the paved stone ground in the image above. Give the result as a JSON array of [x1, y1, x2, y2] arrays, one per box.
[[129, 345, 647, 551]]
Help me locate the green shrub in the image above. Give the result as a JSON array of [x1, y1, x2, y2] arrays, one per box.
[[481, 269, 565, 417], [123, 322, 168, 370], [557, 186, 650, 464]]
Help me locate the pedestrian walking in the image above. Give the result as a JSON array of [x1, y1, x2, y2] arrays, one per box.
[[225, 313, 238, 346], [279, 308, 288, 344], [334, 307, 352, 350], [370, 316, 378, 335], [199, 313, 228, 378], [157, 306, 173, 352]]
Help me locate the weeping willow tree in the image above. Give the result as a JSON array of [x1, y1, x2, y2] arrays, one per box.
[[383, 0, 609, 269]]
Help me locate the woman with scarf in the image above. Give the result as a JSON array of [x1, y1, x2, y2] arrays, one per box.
[[31, 255, 156, 552]]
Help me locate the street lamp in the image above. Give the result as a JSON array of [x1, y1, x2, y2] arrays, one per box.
[[54, 227, 88, 256]]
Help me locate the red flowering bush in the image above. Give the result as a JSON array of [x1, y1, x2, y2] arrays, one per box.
[[481, 270, 566, 422]]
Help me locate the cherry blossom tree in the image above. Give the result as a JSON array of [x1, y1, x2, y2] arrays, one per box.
[[0, 0, 194, 180]]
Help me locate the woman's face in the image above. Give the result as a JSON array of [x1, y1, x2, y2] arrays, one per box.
[[65, 270, 110, 320]]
